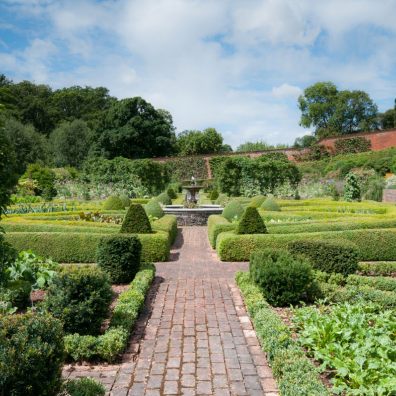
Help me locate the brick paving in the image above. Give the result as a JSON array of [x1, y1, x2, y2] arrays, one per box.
[[63, 227, 278, 396]]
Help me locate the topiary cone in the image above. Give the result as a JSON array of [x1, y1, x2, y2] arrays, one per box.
[[120, 204, 152, 234], [237, 207, 267, 234]]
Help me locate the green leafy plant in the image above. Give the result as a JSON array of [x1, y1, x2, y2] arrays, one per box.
[[153, 192, 172, 205], [166, 187, 177, 199], [222, 200, 244, 222], [237, 207, 267, 234], [120, 203, 152, 234], [249, 195, 266, 208], [63, 377, 106, 396], [344, 172, 361, 202], [209, 189, 219, 202]]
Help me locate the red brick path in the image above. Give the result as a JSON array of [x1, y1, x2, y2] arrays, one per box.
[[64, 227, 278, 396]]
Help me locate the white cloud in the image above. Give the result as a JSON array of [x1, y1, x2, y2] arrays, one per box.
[[272, 83, 302, 99]]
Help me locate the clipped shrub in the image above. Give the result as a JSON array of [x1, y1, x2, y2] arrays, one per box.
[[96, 235, 142, 283], [154, 192, 172, 205], [144, 199, 164, 219], [249, 195, 266, 208], [288, 239, 359, 276], [120, 203, 152, 234], [44, 265, 113, 335], [250, 248, 318, 306], [166, 187, 177, 199], [222, 200, 244, 222], [63, 377, 106, 396], [344, 172, 361, 202], [102, 196, 125, 210], [237, 207, 267, 234], [261, 196, 281, 211], [0, 312, 64, 396], [209, 189, 219, 202], [207, 215, 236, 248], [119, 194, 131, 208]]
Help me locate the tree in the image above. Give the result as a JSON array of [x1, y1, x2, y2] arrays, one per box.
[[236, 141, 289, 152], [50, 119, 92, 168], [298, 82, 378, 138], [94, 97, 176, 159], [293, 135, 317, 148], [176, 128, 224, 155], [378, 108, 396, 130]]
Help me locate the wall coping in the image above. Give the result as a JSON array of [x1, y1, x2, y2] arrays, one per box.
[[318, 128, 396, 143]]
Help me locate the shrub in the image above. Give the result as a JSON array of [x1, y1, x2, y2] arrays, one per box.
[[207, 215, 236, 248], [237, 207, 267, 234], [21, 163, 57, 200], [119, 194, 131, 208], [63, 377, 105, 396], [0, 312, 64, 396], [44, 265, 113, 335], [334, 136, 371, 154], [144, 199, 164, 219], [346, 275, 396, 292], [222, 200, 244, 222], [0, 233, 17, 285], [154, 192, 172, 205], [209, 189, 219, 202], [250, 249, 318, 306], [96, 235, 141, 283], [166, 187, 177, 199], [102, 196, 125, 210], [249, 195, 266, 208], [288, 239, 359, 276], [120, 203, 152, 234], [152, 215, 178, 245], [344, 172, 361, 201], [357, 261, 396, 276], [5, 279, 31, 309], [261, 196, 281, 211]]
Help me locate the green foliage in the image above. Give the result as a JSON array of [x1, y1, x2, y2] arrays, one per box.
[[207, 215, 236, 248], [121, 203, 152, 234], [119, 194, 131, 208], [4, 279, 31, 309], [293, 134, 317, 148], [96, 235, 142, 283], [176, 128, 224, 155], [344, 172, 361, 201], [334, 136, 371, 154], [261, 196, 281, 211], [249, 195, 265, 208], [236, 140, 289, 152], [167, 157, 208, 181], [44, 265, 113, 335], [0, 312, 64, 396], [144, 199, 164, 219], [236, 272, 328, 395], [102, 196, 125, 210], [50, 120, 92, 168], [357, 261, 396, 276], [209, 189, 219, 202], [250, 249, 318, 306], [222, 200, 244, 222], [294, 303, 396, 394], [153, 192, 172, 205], [288, 239, 359, 276], [21, 163, 57, 200], [0, 233, 17, 285], [236, 207, 267, 234], [63, 377, 106, 396], [346, 274, 396, 292], [166, 187, 177, 199], [64, 264, 155, 362]]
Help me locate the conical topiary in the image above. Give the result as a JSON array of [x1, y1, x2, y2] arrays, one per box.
[[261, 196, 281, 211], [120, 204, 152, 234], [103, 196, 125, 210], [249, 195, 266, 208], [144, 199, 164, 219], [166, 187, 177, 199], [237, 207, 267, 234], [222, 200, 244, 222]]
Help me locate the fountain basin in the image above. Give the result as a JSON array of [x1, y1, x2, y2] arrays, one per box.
[[163, 205, 223, 226]]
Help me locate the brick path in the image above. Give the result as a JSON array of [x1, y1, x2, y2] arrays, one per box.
[[64, 227, 278, 396]]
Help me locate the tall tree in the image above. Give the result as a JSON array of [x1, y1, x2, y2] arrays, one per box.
[[293, 134, 317, 148], [176, 128, 224, 155]]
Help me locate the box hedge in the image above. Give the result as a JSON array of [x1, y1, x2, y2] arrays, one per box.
[[236, 207, 267, 234], [222, 200, 244, 222], [217, 228, 396, 261], [96, 235, 142, 283], [207, 215, 236, 248], [121, 203, 152, 234], [0, 312, 64, 396]]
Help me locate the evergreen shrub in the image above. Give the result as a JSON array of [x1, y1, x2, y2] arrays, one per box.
[[222, 200, 244, 222], [121, 204, 152, 234], [261, 196, 281, 211], [103, 196, 125, 210], [144, 199, 164, 219], [44, 265, 113, 335], [96, 235, 141, 283], [237, 207, 267, 234]]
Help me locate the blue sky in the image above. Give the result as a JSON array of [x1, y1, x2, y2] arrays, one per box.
[[1, 0, 396, 148]]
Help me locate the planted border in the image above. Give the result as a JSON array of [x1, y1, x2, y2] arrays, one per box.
[[64, 264, 155, 362]]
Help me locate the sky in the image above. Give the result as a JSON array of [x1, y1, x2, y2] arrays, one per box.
[[1, 0, 396, 148]]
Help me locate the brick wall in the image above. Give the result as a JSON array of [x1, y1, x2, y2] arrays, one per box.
[[383, 189, 396, 202], [320, 129, 396, 151]]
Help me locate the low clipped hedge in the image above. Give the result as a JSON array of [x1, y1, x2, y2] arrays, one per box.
[[236, 272, 328, 395], [217, 228, 396, 261], [207, 215, 236, 248], [152, 214, 178, 244], [222, 200, 244, 222], [346, 274, 396, 292], [2, 222, 118, 234], [6, 231, 170, 262], [64, 264, 155, 362], [357, 261, 396, 276], [0, 312, 64, 396]]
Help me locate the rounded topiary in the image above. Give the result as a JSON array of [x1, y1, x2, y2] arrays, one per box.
[[288, 239, 359, 276], [64, 377, 106, 396], [119, 194, 131, 208], [209, 189, 219, 202], [121, 203, 152, 234], [0, 312, 64, 396], [44, 265, 112, 335], [344, 172, 361, 202], [237, 207, 267, 234], [97, 235, 142, 284], [103, 196, 125, 210], [250, 248, 318, 307], [249, 195, 266, 208], [144, 199, 164, 219], [261, 196, 281, 211], [154, 192, 172, 205], [222, 200, 244, 222], [166, 187, 177, 200]]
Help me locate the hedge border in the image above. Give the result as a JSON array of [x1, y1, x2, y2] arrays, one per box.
[[64, 263, 155, 362], [236, 272, 328, 395]]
